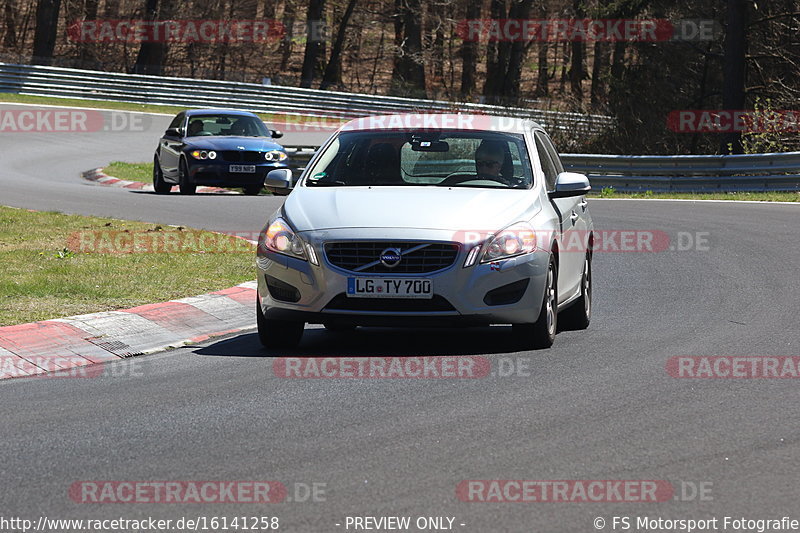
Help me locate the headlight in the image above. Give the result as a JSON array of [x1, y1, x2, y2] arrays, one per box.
[[462, 223, 537, 267], [482, 223, 536, 263], [264, 217, 307, 261], [190, 150, 215, 160], [265, 150, 287, 162]]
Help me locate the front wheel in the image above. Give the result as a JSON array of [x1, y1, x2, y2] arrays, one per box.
[[178, 159, 196, 195], [513, 255, 557, 349], [559, 252, 592, 330], [256, 302, 304, 349], [152, 157, 171, 194], [243, 184, 262, 196]]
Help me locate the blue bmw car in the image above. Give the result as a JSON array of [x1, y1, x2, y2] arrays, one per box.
[[154, 109, 290, 195]]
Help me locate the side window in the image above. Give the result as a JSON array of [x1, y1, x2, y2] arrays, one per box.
[[168, 113, 184, 130], [534, 131, 558, 191], [541, 132, 564, 174]]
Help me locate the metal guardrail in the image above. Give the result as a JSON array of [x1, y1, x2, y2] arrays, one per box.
[[287, 150, 800, 192], [561, 152, 800, 192], [1, 62, 793, 192], [0, 62, 612, 136]]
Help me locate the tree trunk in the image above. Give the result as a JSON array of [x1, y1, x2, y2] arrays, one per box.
[[390, 0, 426, 97], [721, 0, 747, 154], [31, 0, 61, 65], [300, 0, 326, 87], [482, 0, 505, 102], [77, 0, 99, 69], [501, 0, 534, 102], [320, 0, 358, 90], [568, 0, 584, 102], [459, 0, 480, 97], [590, 41, 608, 109], [3, 0, 18, 49], [131, 0, 168, 75], [279, 1, 297, 71]]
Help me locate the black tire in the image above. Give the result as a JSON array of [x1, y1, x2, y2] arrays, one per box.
[[178, 159, 196, 195], [243, 184, 262, 196], [513, 255, 557, 349], [324, 323, 357, 333], [153, 157, 171, 194], [559, 252, 592, 331], [256, 302, 304, 349]]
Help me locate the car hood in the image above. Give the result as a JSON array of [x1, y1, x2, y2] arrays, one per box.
[[183, 136, 283, 151], [284, 186, 542, 232]]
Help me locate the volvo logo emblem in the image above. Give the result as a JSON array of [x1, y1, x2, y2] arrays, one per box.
[[379, 248, 402, 268]]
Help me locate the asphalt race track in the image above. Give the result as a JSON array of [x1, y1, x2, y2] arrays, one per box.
[[1, 104, 798, 532]]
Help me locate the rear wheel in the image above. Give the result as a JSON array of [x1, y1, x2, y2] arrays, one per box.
[[513, 255, 557, 349], [178, 159, 196, 195], [152, 157, 171, 194], [256, 302, 304, 349], [559, 252, 592, 330]]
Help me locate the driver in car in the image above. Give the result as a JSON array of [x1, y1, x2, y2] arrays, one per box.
[[187, 120, 204, 136], [475, 140, 508, 183]]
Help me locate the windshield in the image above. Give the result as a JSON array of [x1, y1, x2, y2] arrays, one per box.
[[186, 114, 271, 137], [303, 130, 533, 189]]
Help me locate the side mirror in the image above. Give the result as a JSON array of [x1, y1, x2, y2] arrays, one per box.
[[270, 129, 283, 139], [265, 168, 293, 191], [549, 172, 591, 198], [165, 127, 182, 138]]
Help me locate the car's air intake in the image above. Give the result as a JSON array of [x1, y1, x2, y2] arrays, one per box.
[[325, 241, 459, 274]]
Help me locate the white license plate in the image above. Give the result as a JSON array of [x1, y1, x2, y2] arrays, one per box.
[[230, 165, 256, 173], [347, 278, 433, 299]]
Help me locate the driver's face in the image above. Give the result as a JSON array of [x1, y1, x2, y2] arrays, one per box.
[[475, 150, 503, 177]]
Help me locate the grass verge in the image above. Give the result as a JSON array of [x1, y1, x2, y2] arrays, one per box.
[[103, 161, 154, 182], [0, 206, 256, 326], [102, 161, 267, 195], [0, 92, 183, 115], [591, 188, 800, 202], [0, 92, 347, 129]]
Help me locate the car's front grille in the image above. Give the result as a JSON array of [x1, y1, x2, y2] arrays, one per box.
[[325, 241, 459, 274], [220, 150, 263, 163], [324, 294, 455, 312]]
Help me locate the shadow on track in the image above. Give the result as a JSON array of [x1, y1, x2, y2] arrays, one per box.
[[194, 325, 528, 359]]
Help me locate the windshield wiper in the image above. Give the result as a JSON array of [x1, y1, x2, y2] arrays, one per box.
[[307, 179, 347, 187]]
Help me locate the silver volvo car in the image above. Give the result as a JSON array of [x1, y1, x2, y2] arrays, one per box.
[[256, 114, 593, 349]]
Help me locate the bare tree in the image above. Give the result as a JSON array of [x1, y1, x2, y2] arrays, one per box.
[[320, 0, 358, 89], [459, 0, 480, 97], [300, 0, 326, 87], [721, 0, 747, 153], [390, 0, 426, 97], [31, 0, 62, 64]]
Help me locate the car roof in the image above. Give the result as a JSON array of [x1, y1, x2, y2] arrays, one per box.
[[338, 113, 543, 134], [184, 109, 259, 117]]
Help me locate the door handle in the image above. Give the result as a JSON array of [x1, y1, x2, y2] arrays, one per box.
[[570, 211, 579, 224], [579, 199, 588, 210]]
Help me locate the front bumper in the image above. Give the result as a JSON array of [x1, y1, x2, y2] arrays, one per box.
[[256, 228, 550, 326], [187, 161, 289, 187]]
